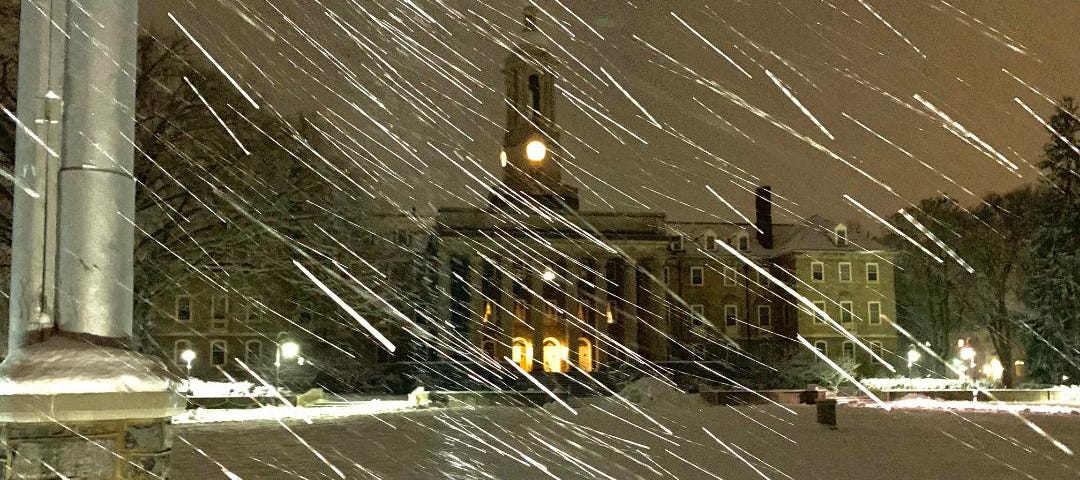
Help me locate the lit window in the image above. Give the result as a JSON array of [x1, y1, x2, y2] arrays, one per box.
[[499, 150, 508, 167], [868, 301, 882, 325], [690, 304, 705, 327], [838, 262, 852, 283], [840, 301, 853, 323], [245, 340, 263, 365], [482, 302, 493, 322], [723, 266, 737, 287], [757, 305, 771, 326], [176, 295, 192, 322], [724, 305, 737, 327], [812, 301, 827, 324], [174, 340, 192, 365], [210, 340, 227, 366], [842, 341, 855, 359], [835, 225, 848, 247], [866, 263, 879, 283], [811, 262, 824, 282], [690, 266, 704, 286], [211, 296, 228, 330], [814, 341, 828, 358]]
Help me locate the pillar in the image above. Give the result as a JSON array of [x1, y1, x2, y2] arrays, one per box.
[[622, 259, 639, 354], [0, 2, 184, 478], [467, 255, 486, 349], [497, 259, 515, 360], [528, 273, 545, 372], [564, 261, 582, 369]]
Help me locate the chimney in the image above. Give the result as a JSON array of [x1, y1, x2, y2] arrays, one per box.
[[755, 186, 774, 249]]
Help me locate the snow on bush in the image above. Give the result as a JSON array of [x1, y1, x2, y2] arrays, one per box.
[[618, 376, 706, 408], [861, 377, 974, 391], [181, 379, 275, 398]]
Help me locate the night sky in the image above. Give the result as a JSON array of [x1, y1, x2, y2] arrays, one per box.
[[142, 1, 1080, 226]]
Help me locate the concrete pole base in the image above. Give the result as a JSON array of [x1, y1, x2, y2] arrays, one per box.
[[2, 417, 173, 479]]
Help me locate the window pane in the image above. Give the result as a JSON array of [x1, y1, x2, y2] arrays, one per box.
[[813, 301, 827, 324], [869, 302, 882, 324], [211, 341, 227, 366], [176, 296, 191, 321], [758, 306, 771, 326], [839, 263, 852, 282], [724, 305, 737, 326], [867, 263, 879, 282], [840, 302, 853, 323], [811, 262, 823, 281]]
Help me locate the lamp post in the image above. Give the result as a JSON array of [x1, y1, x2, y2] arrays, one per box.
[[180, 349, 196, 393], [906, 346, 922, 376], [274, 332, 300, 396], [959, 343, 976, 379]]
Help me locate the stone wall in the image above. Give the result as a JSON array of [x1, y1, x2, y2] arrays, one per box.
[[1, 418, 171, 479]]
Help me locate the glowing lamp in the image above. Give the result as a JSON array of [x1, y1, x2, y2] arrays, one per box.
[[526, 140, 546, 162], [542, 268, 556, 282], [280, 341, 300, 360], [959, 345, 975, 362], [180, 349, 196, 364], [500, 150, 508, 167], [906, 348, 921, 365]]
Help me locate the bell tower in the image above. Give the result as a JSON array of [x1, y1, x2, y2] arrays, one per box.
[[492, 4, 580, 211]]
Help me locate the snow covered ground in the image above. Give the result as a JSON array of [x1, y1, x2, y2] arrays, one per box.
[[171, 397, 1080, 479]]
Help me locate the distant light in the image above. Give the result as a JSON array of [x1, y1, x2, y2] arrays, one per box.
[[180, 349, 196, 363], [906, 348, 921, 365], [500, 150, 508, 167], [542, 268, 556, 282], [606, 308, 614, 324], [280, 341, 300, 360], [526, 140, 546, 162], [959, 345, 975, 362]]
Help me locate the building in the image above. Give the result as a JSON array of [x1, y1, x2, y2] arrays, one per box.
[[432, 6, 898, 379]]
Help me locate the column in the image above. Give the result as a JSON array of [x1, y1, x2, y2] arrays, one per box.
[[622, 258, 639, 354], [434, 250, 452, 353], [467, 255, 485, 350], [497, 259, 516, 360], [528, 272, 545, 372], [642, 258, 669, 361], [565, 261, 583, 370]]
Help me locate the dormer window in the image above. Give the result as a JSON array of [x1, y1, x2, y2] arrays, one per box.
[[733, 232, 750, 251], [703, 231, 717, 251], [835, 224, 848, 247]]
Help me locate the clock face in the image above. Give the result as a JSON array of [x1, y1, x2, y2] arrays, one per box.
[[526, 140, 546, 162]]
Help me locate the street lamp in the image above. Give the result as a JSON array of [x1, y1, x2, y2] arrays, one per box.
[[275, 332, 300, 396], [906, 346, 921, 375], [180, 349, 196, 393], [959, 343, 976, 379]]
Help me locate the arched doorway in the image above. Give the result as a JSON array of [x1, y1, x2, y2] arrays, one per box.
[[542, 337, 566, 373], [577, 338, 593, 372], [511, 337, 532, 371]]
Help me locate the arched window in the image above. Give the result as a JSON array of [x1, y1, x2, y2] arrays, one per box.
[[511, 337, 532, 371], [174, 340, 192, 365], [245, 340, 263, 365], [703, 230, 717, 251], [577, 338, 593, 372], [481, 339, 497, 359], [542, 337, 565, 373], [210, 340, 227, 366], [835, 224, 848, 247], [528, 74, 541, 118]]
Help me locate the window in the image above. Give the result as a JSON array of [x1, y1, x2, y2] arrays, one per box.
[[175, 295, 191, 322], [663, 267, 670, 285], [174, 340, 191, 365], [866, 263, 879, 283], [835, 225, 848, 247], [842, 341, 855, 359], [811, 262, 824, 282], [211, 295, 228, 330], [840, 301, 853, 323], [210, 340, 227, 366], [245, 340, 263, 365], [481, 340, 497, 359], [814, 340, 828, 358], [247, 297, 262, 323], [705, 234, 717, 250], [690, 304, 705, 327], [737, 234, 749, 251], [723, 266, 737, 286], [482, 302, 493, 322], [724, 304, 738, 327], [757, 305, 771, 326], [670, 235, 684, 252], [812, 301, 827, 324], [838, 262, 852, 283], [870, 341, 884, 364], [868, 301, 882, 325], [690, 266, 704, 286]]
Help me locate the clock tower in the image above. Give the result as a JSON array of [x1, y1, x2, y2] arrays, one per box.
[[491, 4, 580, 211]]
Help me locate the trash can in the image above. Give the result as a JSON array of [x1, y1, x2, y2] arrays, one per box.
[[817, 398, 837, 428]]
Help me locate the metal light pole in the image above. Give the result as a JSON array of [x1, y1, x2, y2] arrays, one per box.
[[0, 2, 184, 477]]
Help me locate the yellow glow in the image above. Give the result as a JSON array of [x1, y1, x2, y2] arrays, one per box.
[[482, 302, 492, 322], [499, 150, 508, 167], [542, 338, 565, 372], [577, 338, 593, 372], [606, 307, 614, 324], [982, 358, 1004, 381], [526, 140, 546, 162], [280, 341, 300, 360], [180, 349, 196, 363], [511, 338, 532, 371]]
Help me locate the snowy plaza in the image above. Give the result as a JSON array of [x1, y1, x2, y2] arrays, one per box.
[[170, 401, 1080, 480]]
